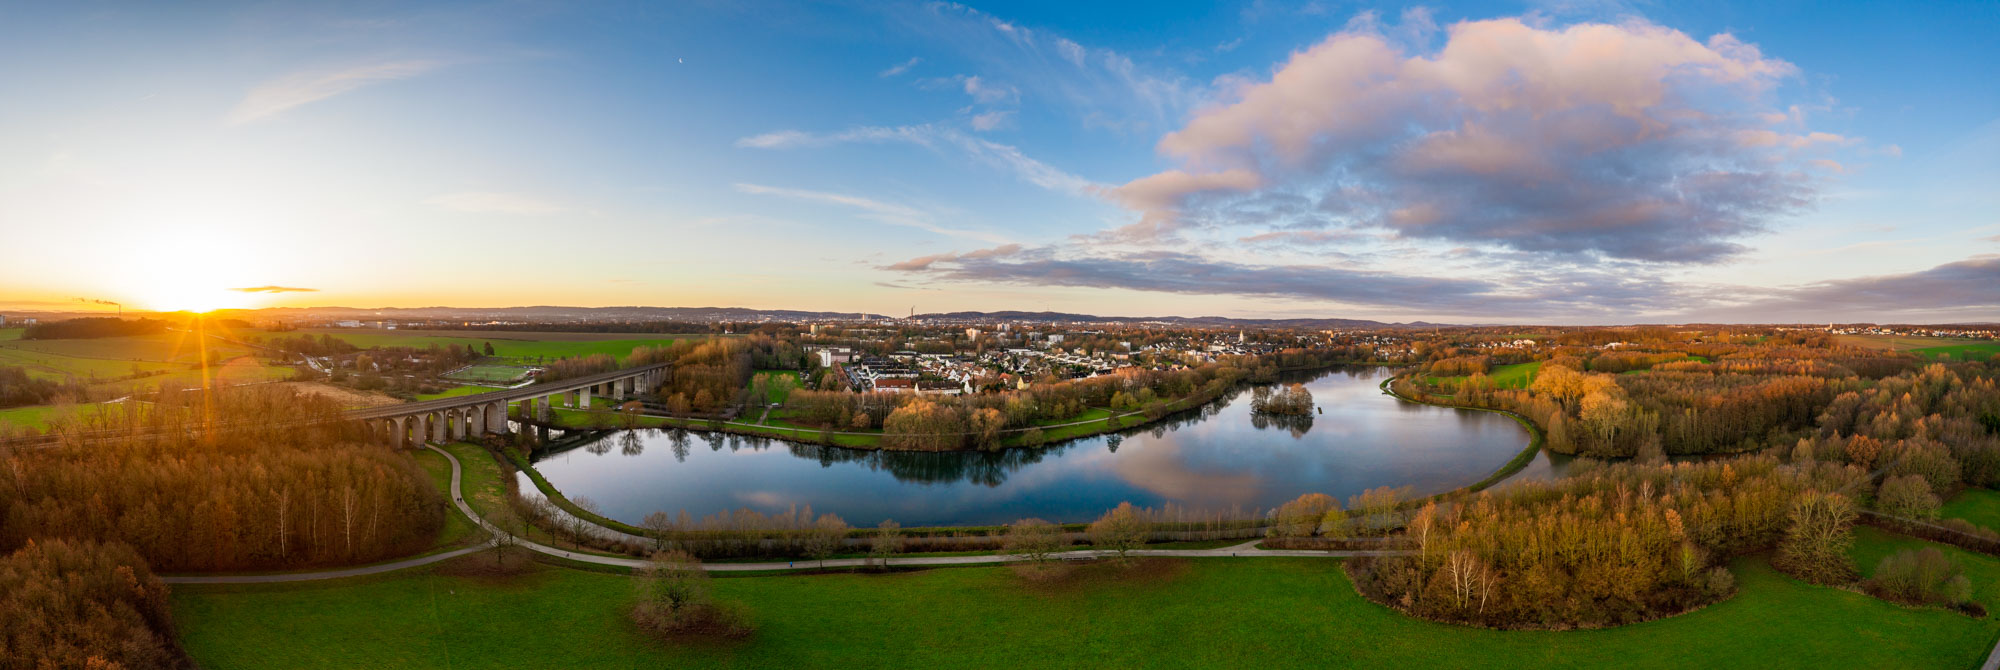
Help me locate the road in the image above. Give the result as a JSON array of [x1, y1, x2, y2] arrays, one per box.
[[162, 443, 1406, 584]]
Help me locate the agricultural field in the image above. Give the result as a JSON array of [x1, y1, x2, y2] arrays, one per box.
[[1838, 334, 2000, 360], [296, 329, 695, 362], [169, 528, 1999, 670], [0, 330, 293, 394], [415, 385, 501, 402]]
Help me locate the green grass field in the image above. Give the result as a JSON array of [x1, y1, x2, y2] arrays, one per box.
[[1426, 361, 1542, 390], [297, 330, 686, 362], [1909, 342, 2000, 362], [1942, 488, 2000, 529], [170, 526, 2000, 670], [412, 448, 480, 549], [443, 364, 533, 383], [0, 404, 63, 430]]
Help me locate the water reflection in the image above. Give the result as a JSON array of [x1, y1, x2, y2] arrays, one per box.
[[526, 366, 1534, 527]]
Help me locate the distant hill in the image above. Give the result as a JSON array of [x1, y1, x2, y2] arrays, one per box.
[[911, 310, 1443, 329], [229, 305, 888, 322]]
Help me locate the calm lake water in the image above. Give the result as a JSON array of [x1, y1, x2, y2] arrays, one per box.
[[525, 366, 1561, 527]]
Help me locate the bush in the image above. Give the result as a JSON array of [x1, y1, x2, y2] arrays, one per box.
[[1087, 503, 1151, 562], [630, 551, 753, 639], [1865, 547, 1975, 611]]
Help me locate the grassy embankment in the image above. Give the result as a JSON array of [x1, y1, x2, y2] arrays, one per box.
[[170, 526, 2000, 669]]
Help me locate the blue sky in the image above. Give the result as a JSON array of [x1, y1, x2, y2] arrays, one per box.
[[0, 0, 1994, 323]]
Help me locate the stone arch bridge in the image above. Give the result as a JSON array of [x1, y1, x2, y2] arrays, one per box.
[[346, 363, 668, 447]]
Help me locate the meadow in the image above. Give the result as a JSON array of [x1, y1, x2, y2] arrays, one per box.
[[1425, 360, 1543, 390], [169, 527, 2000, 670], [1838, 334, 2000, 360]]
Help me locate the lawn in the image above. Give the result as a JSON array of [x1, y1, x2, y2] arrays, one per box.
[[171, 539, 2000, 670], [296, 330, 686, 362], [411, 448, 480, 550], [1942, 488, 2000, 529]]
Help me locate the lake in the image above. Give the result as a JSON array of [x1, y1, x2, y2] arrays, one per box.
[[524, 366, 1559, 527]]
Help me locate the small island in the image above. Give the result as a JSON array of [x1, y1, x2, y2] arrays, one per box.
[[1250, 383, 1314, 416]]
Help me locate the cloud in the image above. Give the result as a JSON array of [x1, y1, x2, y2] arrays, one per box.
[[733, 183, 1008, 243], [228, 60, 442, 124], [970, 110, 1015, 131], [1113, 16, 1829, 262], [229, 286, 319, 294], [880, 243, 1025, 271], [879, 57, 922, 77], [888, 4, 1195, 134], [1729, 256, 2000, 317], [423, 191, 563, 215], [736, 124, 1099, 195], [883, 247, 1520, 312]]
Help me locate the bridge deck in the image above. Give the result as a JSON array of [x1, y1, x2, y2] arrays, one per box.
[[345, 362, 668, 420]]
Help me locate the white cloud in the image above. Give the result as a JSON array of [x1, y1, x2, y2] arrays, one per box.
[[879, 57, 922, 77], [970, 110, 1014, 131], [733, 183, 1008, 243], [228, 60, 443, 124], [736, 124, 1098, 195], [423, 191, 563, 215]]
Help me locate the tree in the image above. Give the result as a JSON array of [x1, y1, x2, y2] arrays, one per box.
[[868, 520, 900, 569], [483, 341, 496, 356], [1087, 502, 1150, 563], [641, 510, 677, 552], [1003, 518, 1065, 569], [804, 513, 848, 568], [1877, 475, 1941, 519], [1775, 491, 1858, 585]]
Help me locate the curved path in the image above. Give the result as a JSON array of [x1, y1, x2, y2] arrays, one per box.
[[163, 443, 1406, 584]]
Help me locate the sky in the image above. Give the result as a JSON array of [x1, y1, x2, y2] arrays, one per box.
[[0, 0, 1995, 324]]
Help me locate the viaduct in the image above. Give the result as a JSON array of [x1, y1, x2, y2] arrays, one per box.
[[345, 363, 669, 446]]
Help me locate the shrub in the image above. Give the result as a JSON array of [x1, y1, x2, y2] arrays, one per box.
[[630, 551, 753, 638], [1865, 547, 1974, 611]]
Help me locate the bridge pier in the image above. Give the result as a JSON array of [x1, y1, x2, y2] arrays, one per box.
[[486, 401, 507, 434], [390, 417, 408, 448], [429, 412, 447, 444], [453, 408, 470, 441], [578, 387, 592, 409]]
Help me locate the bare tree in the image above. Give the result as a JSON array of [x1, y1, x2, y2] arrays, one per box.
[[868, 519, 900, 569], [272, 485, 291, 559], [1002, 518, 1065, 569], [804, 513, 849, 568]]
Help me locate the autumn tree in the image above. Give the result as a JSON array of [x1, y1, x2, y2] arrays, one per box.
[[630, 550, 750, 638], [1087, 502, 1150, 562], [1774, 491, 1858, 585], [1003, 518, 1065, 569]]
